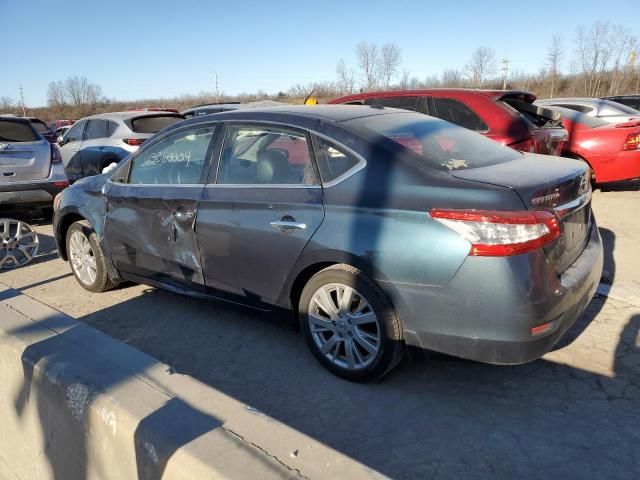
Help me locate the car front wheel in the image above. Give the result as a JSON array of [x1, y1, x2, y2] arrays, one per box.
[[299, 264, 404, 382], [66, 221, 116, 293]]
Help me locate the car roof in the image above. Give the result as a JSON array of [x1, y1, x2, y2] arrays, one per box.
[[331, 88, 535, 102], [81, 111, 183, 121], [189, 104, 407, 123], [537, 98, 609, 105], [183, 100, 286, 112]]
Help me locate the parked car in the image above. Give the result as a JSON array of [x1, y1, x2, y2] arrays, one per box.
[[47, 119, 75, 131], [182, 100, 285, 118], [0, 116, 68, 212], [329, 89, 568, 156], [53, 105, 602, 381], [545, 106, 640, 183], [536, 98, 640, 124], [600, 95, 640, 111], [59, 110, 184, 182], [54, 125, 72, 141]]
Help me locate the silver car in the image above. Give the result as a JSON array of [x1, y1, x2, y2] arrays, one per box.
[[182, 100, 284, 118], [59, 110, 184, 182], [0, 116, 68, 212], [535, 98, 640, 124]]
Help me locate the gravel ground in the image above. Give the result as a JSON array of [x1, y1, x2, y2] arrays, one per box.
[[1, 183, 639, 479]]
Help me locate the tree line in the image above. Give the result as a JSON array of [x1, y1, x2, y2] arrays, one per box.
[[1, 21, 638, 122]]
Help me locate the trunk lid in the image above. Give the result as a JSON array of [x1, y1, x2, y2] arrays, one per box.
[[492, 92, 568, 156], [451, 154, 592, 273], [0, 140, 52, 182]]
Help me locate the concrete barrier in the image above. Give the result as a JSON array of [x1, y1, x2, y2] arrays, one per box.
[[0, 283, 384, 480]]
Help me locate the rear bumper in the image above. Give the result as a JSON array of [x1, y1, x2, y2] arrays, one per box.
[[394, 220, 604, 364], [0, 164, 68, 209]]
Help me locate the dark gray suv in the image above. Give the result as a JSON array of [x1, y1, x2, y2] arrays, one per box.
[[53, 106, 603, 381]]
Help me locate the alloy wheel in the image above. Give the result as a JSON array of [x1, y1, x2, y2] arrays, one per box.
[[308, 283, 381, 370], [0, 219, 39, 269], [69, 230, 97, 286]]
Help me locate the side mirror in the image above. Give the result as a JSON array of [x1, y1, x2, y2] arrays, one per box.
[[57, 136, 64, 144]]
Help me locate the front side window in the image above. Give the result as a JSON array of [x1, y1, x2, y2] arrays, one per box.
[[314, 137, 361, 183], [432, 98, 488, 131], [127, 126, 215, 185], [217, 125, 318, 185], [65, 121, 86, 143]]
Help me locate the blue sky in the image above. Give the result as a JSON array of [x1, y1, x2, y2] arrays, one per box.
[[1, 0, 639, 107]]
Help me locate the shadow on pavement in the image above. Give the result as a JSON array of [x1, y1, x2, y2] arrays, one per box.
[[74, 286, 639, 479]]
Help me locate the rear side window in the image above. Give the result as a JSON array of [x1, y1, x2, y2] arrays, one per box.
[[553, 107, 608, 128], [0, 120, 39, 142], [314, 137, 361, 183], [130, 115, 183, 134], [353, 112, 520, 171], [432, 98, 488, 131], [106, 120, 118, 136], [363, 96, 420, 112], [85, 120, 108, 140]]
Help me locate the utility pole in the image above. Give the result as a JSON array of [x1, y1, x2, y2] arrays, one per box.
[[18, 84, 26, 117], [214, 71, 220, 104], [501, 58, 509, 90]]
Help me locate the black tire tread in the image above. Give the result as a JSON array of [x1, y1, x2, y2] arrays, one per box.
[[67, 220, 117, 292]]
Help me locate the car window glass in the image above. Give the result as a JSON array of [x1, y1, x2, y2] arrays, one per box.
[[554, 104, 593, 114], [218, 125, 318, 185], [65, 121, 86, 142], [128, 127, 214, 185], [106, 120, 118, 137], [0, 120, 39, 142], [363, 96, 420, 111], [314, 137, 360, 183], [354, 112, 520, 171], [30, 121, 49, 134], [432, 98, 488, 131], [85, 120, 108, 140], [131, 115, 183, 133]]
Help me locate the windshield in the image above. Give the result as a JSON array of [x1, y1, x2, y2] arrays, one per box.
[[351, 112, 520, 171], [130, 115, 183, 133], [0, 120, 39, 142], [603, 101, 640, 115], [552, 107, 608, 129], [30, 120, 50, 134]]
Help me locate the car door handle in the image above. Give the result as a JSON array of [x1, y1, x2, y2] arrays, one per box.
[[270, 220, 307, 231]]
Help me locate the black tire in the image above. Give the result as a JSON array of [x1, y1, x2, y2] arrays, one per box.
[[66, 221, 117, 293], [299, 264, 404, 382]]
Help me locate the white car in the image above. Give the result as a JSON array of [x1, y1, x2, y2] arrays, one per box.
[[535, 98, 640, 124]]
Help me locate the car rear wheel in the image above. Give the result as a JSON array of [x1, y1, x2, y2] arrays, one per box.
[[66, 221, 116, 292], [299, 264, 404, 382]]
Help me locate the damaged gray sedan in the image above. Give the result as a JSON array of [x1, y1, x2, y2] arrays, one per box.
[[53, 106, 603, 381]]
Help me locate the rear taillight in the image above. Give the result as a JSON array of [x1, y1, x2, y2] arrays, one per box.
[[508, 137, 536, 153], [622, 133, 640, 151], [123, 138, 145, 146], [430, 209, 561, 256], [50, 144, 62, 164]]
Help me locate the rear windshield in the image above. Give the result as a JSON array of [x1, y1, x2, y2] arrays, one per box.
[[130, 115, 183, 133], [602, 101, 639, 115], [352, 112, 520, 171], [552, 107, 608, 128], [0, 120, 39, 142]]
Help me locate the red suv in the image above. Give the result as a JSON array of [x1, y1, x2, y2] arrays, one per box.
[[330, 89, 568, 156]]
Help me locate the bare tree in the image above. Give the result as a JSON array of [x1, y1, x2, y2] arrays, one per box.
[[0, 96, 14, 112], [464, 46, 496, 87], [336, 58, 356, 95], [576, 22, 615, 96], [380, 43, 402, 87], [356, 41, 381, 89], [63, 76, 105, 112], [546, 35, 564, 98], [46, 80, 67, 116], [397, 69, 420, 89], [441, 69, 463, 87]]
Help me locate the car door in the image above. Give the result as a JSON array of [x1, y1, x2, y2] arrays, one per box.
[[195, 123, 324, 307], [103, 124, 217, 290], [79, 119, 110, 177], [59, 120, 87, 182]]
